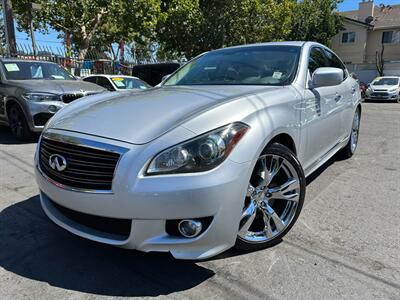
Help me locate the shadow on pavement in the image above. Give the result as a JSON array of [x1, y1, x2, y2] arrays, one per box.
[[0, 125, 39, 145], [0, 195, 215, 297]]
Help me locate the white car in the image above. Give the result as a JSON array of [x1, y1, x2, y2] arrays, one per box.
[[83, 74, 150, 91], [365, 76, 400, 102], [35, 42, 362, 260]]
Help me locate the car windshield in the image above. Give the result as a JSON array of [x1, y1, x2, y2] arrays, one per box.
[[164, 45, 301, 86], [110, 77, 150, 90], [1, 61, 75, 80], [372, 78, 399, 86]]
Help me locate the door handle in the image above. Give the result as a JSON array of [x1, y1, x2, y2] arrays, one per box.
[[334, 94, 342, 102], [351, 86, 357, 94]]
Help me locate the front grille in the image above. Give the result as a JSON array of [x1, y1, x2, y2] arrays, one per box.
[[49, 197, 131, 240], [39, 138, 120, 191], [62, 93, 85, 103], [371, 92, 389, 97]]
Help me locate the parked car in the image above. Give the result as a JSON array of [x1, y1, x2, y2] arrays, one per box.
[[83, 74, 150, 91], [35, 42, 362, 260], [365, 76, 400, 102], [0, 59, 106, 140], [132, 63, 180, 86]]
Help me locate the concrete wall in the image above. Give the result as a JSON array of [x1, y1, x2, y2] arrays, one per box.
[[331, 21, 368, 64], [365, 29, 400, 63]]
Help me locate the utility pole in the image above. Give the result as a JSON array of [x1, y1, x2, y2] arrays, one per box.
[[2, 0, 17, 57], [27, 3, 41, 57]]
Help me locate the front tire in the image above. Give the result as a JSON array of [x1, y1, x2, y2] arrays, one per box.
[[235, 143, 305, 251], [7, 104, 33, 141]]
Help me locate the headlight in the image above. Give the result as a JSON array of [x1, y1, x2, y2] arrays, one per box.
[[22, 92, 61, 102], [389, 87, 398, 92], [146, 122, 249, 175]]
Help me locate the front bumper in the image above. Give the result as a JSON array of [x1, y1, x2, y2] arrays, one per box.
[[35, 131, 253, 260], [26, 100, 65, 132], [366, 91, 399, 100]]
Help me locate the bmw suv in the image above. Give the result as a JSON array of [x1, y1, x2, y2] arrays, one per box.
[[0, 59, 106, 140]]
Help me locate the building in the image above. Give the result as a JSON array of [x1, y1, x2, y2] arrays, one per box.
[[331, 0, 400, 82]]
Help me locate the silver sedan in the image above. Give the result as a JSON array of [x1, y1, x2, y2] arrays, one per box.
[[34, 41, 362, 260]]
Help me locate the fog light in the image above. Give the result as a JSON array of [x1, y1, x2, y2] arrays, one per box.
[[178, 219, 202, 238], [48, 105, 58, 113]]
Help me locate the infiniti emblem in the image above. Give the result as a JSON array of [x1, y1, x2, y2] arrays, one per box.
[[48, 154, 68, 172]]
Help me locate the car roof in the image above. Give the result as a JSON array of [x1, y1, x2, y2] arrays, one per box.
[[0, 58, 57, 64], [84, 74, 141, 80]]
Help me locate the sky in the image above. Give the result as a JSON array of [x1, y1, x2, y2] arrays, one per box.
[[13, 0, 400, 51]]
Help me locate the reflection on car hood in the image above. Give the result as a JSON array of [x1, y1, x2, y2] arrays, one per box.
[[7, 79, 106, 94], [49, 85, 280, 144]]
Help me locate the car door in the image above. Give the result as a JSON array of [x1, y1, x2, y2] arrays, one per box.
[[301, 47, 344, 169], [323, 49, 355, 141]]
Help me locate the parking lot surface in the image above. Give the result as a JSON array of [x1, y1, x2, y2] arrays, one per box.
[[0, 102, 399, 299]]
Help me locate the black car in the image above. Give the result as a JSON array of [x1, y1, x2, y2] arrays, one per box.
[[132, 63, 180, 86]]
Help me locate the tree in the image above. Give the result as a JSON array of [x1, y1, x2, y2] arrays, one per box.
[[288, 0, 343, 47], [376, 44, 385, 76], [0, 2, 6, 50], [158, 0, 295, 58], [12, 0, 160, 59]]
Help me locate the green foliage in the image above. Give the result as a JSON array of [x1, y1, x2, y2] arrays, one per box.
[[12, 0, 160, 59], [0, 2, 6, 49], [288, 0, 344, 47], [11, 0, 344, 60], [158, 0, 296, 58]]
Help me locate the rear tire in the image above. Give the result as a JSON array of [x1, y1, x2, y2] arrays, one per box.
[[338, 107, 361, 159], [235, 143, 305, 252], [7, 104, 33, 141]]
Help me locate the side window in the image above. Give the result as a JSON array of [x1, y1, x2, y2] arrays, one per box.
[[97, 77, 114, 91], [324, 49, 347, 80], [308, 47, 327, 75], [83, 76, 97, 84]]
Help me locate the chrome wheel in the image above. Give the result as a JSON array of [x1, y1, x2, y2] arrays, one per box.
[[238, 154, 301, 243], [350, 111, 360, 153]]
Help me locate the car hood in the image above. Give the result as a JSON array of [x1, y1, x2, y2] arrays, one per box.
[[370, 84, 398, 91], [49, 85, 280, 144], [7, 79, 106, 94]]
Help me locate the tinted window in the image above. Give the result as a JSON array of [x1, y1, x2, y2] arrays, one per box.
[[97, 77, 114, 91], [308, 47, 327, 74], [83, 76, 97, 84], [1, 61, 75, 80], [324, 49, 347, 79], [164, 46, 301, 86]]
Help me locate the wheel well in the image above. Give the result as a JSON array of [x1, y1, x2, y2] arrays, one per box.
[[5, 99, 20, 115], [267, 133, 297, 155]]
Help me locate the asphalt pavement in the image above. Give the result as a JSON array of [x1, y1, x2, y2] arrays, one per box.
[[0, 101, 399, 299]]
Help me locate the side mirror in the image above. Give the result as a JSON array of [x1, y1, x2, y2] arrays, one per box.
[[161, 74, 171, 82], [311, 67, 343, 88]]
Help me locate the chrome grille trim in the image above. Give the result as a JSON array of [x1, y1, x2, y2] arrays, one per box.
[[37, 132, 129, 194]]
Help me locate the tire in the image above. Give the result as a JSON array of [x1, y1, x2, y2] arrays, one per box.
[[338, 107, 361, 159], [7, 104, 33, 141], [235, 143, 306, 252]]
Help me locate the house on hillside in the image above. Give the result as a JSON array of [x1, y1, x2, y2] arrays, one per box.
[[331, 0, 400, 83]]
